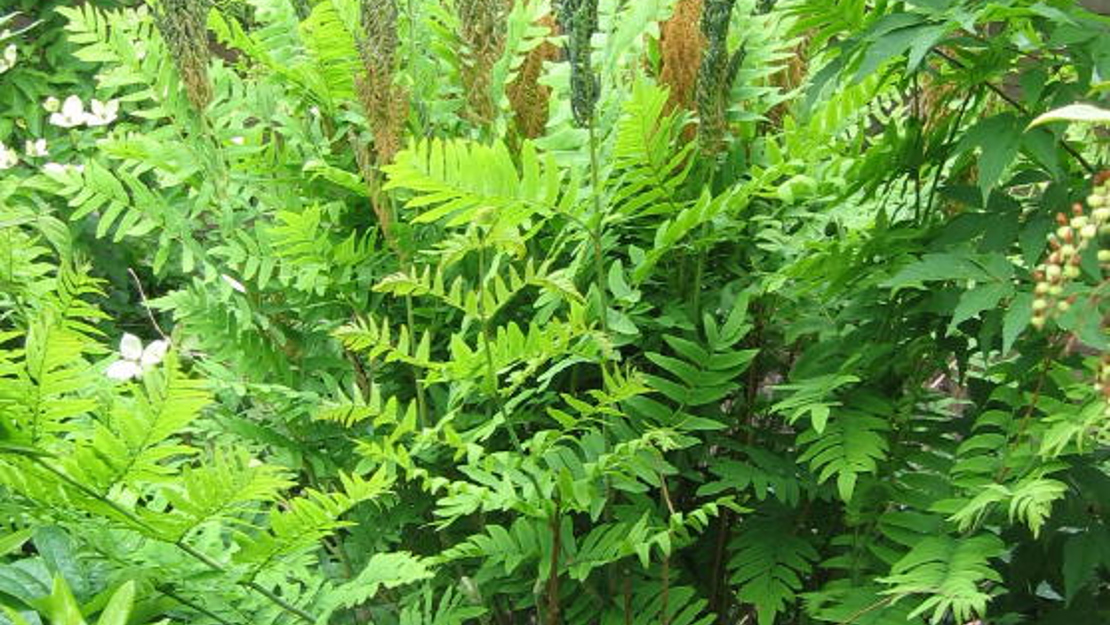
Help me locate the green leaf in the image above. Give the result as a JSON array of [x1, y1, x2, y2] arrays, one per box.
[[1028, 103, 1110, 128], [947, 282, 1011, 335], [608, 260, 638, 303], [95, 581, 135, 625], [1002, 292, 1033, 353], [958, 114, 1022, 203], [0, 529, 33, 558], [1063, 529, 1110, 605], [32, 575, 85, 625], [883, 253, 990, 289]]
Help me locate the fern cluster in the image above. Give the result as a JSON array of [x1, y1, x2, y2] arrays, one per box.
[[2, 0, 1110, 624]]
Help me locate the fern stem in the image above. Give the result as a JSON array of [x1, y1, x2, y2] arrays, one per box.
[[546, 500, 562, 625], [405, 291, 429, 426], [659, 473, 675, 625], [26, 456, 318, 623], [587, 116, 610, 342], [478, 242, 523, 452]]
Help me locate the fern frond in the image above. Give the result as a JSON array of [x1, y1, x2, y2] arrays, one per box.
[[64, 352, 211, 494], [235, 469, 392, 571], [384, 139, 572, 228], [728, 518, 820, 625], [319, 552, 433, 622], [161, 447, 293, 541], [796, 406, 889, 501], [611, 80, 695, 219], [878, 533, 1004, 625]]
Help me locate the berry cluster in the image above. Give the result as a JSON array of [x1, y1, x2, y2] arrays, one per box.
[[1031, 174, 1110, 330]]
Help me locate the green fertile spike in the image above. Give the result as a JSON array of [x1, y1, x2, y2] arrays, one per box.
[[153, 0, 214, 112], [559, 0, 599, 127], [695, 0, 737, 154]]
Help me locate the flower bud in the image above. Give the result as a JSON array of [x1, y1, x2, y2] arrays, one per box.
[[1057, 300, 1071, 312], [1033, 298, 1049, 311]]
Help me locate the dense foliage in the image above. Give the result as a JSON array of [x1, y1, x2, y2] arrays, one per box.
[[2, 0, 1110, 623]]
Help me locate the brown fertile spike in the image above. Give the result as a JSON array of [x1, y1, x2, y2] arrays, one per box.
[[457, 0, 511, 125], [356, 0, 408, 165], [1073, 202, 1085, 216], [507, 14, 559, 139], [659, 0, 705, 114], [1056, 212, 1069, 226], [1095, 170, 1110, 186]]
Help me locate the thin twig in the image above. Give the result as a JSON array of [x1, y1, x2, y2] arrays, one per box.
[[155, 585, 238, 625], [546, 500, 562, 625], [930, 48, 1095, 175], [127, 267, 169, 341]]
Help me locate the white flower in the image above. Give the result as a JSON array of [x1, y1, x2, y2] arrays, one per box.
[[49, 95, 86, 128], [84, 98, 120, 127], [43, 97, 61, 113], [24, 139, 48, 158], [42, 162, 84, 176], [230, 136, 245, 146], [105, 333, 170, 381], [0, 143, 18, 170], [221, 273, 247, 293], [0, 44, 15, 73]]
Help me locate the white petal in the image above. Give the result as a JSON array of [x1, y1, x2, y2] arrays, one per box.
[[106, 360, 142, 381], [141, 339, 169, 368], [221, 274, 247, 293], [119, 333, 143, 361], [61, 95, 84, 117], [0, 146, 18, 170]]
